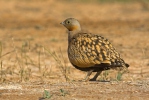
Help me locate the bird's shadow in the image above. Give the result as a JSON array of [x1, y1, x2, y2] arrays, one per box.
[[77, 79, 111, 82]]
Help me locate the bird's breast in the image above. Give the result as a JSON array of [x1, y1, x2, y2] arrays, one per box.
[[67, 42, 99, 68]]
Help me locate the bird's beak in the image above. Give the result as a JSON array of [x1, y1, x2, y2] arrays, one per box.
[[60, 21, 64, 25]]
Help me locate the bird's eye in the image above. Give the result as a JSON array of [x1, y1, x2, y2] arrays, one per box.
[[66, 21, 70, 24]]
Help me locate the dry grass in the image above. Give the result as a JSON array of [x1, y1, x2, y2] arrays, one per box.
[[0, 0, 149, 100]]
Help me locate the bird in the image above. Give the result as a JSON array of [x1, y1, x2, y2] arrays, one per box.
[[60, 18, 129, 81]]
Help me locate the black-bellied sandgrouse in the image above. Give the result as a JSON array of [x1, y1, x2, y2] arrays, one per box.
[[60, 18, 129, 81]]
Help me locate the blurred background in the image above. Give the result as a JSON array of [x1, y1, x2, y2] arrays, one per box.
[[0, 0, 149, 83]]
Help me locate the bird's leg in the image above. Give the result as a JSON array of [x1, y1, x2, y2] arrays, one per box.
[[89, 71, 102, 81], [82, 69, 94, 81]]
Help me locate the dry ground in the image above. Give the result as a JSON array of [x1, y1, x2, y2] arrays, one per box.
[[0, 0, 149, 100]]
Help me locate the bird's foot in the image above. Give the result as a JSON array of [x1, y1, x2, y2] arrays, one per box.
[[89, 78, 96, 81]]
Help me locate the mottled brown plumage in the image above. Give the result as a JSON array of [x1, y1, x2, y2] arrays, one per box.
[[60, 18, 129, 81]]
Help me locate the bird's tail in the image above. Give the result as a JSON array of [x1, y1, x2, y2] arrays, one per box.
[[125, 63, 129, 68], [111, 58, 129, 71]]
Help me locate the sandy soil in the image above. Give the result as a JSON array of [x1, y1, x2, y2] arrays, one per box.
[[0, 0, 149, 100]]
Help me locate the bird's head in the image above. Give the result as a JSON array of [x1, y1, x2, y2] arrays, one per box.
[[60, 18, 81, 31]]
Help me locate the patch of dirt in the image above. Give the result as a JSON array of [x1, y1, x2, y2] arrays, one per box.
[[0, 0, 149, 100], [1, 81, 149, 100]]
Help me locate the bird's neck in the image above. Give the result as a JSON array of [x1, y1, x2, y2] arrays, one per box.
[[68, 30, 80, 43], [68, 25, 81, 31]]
